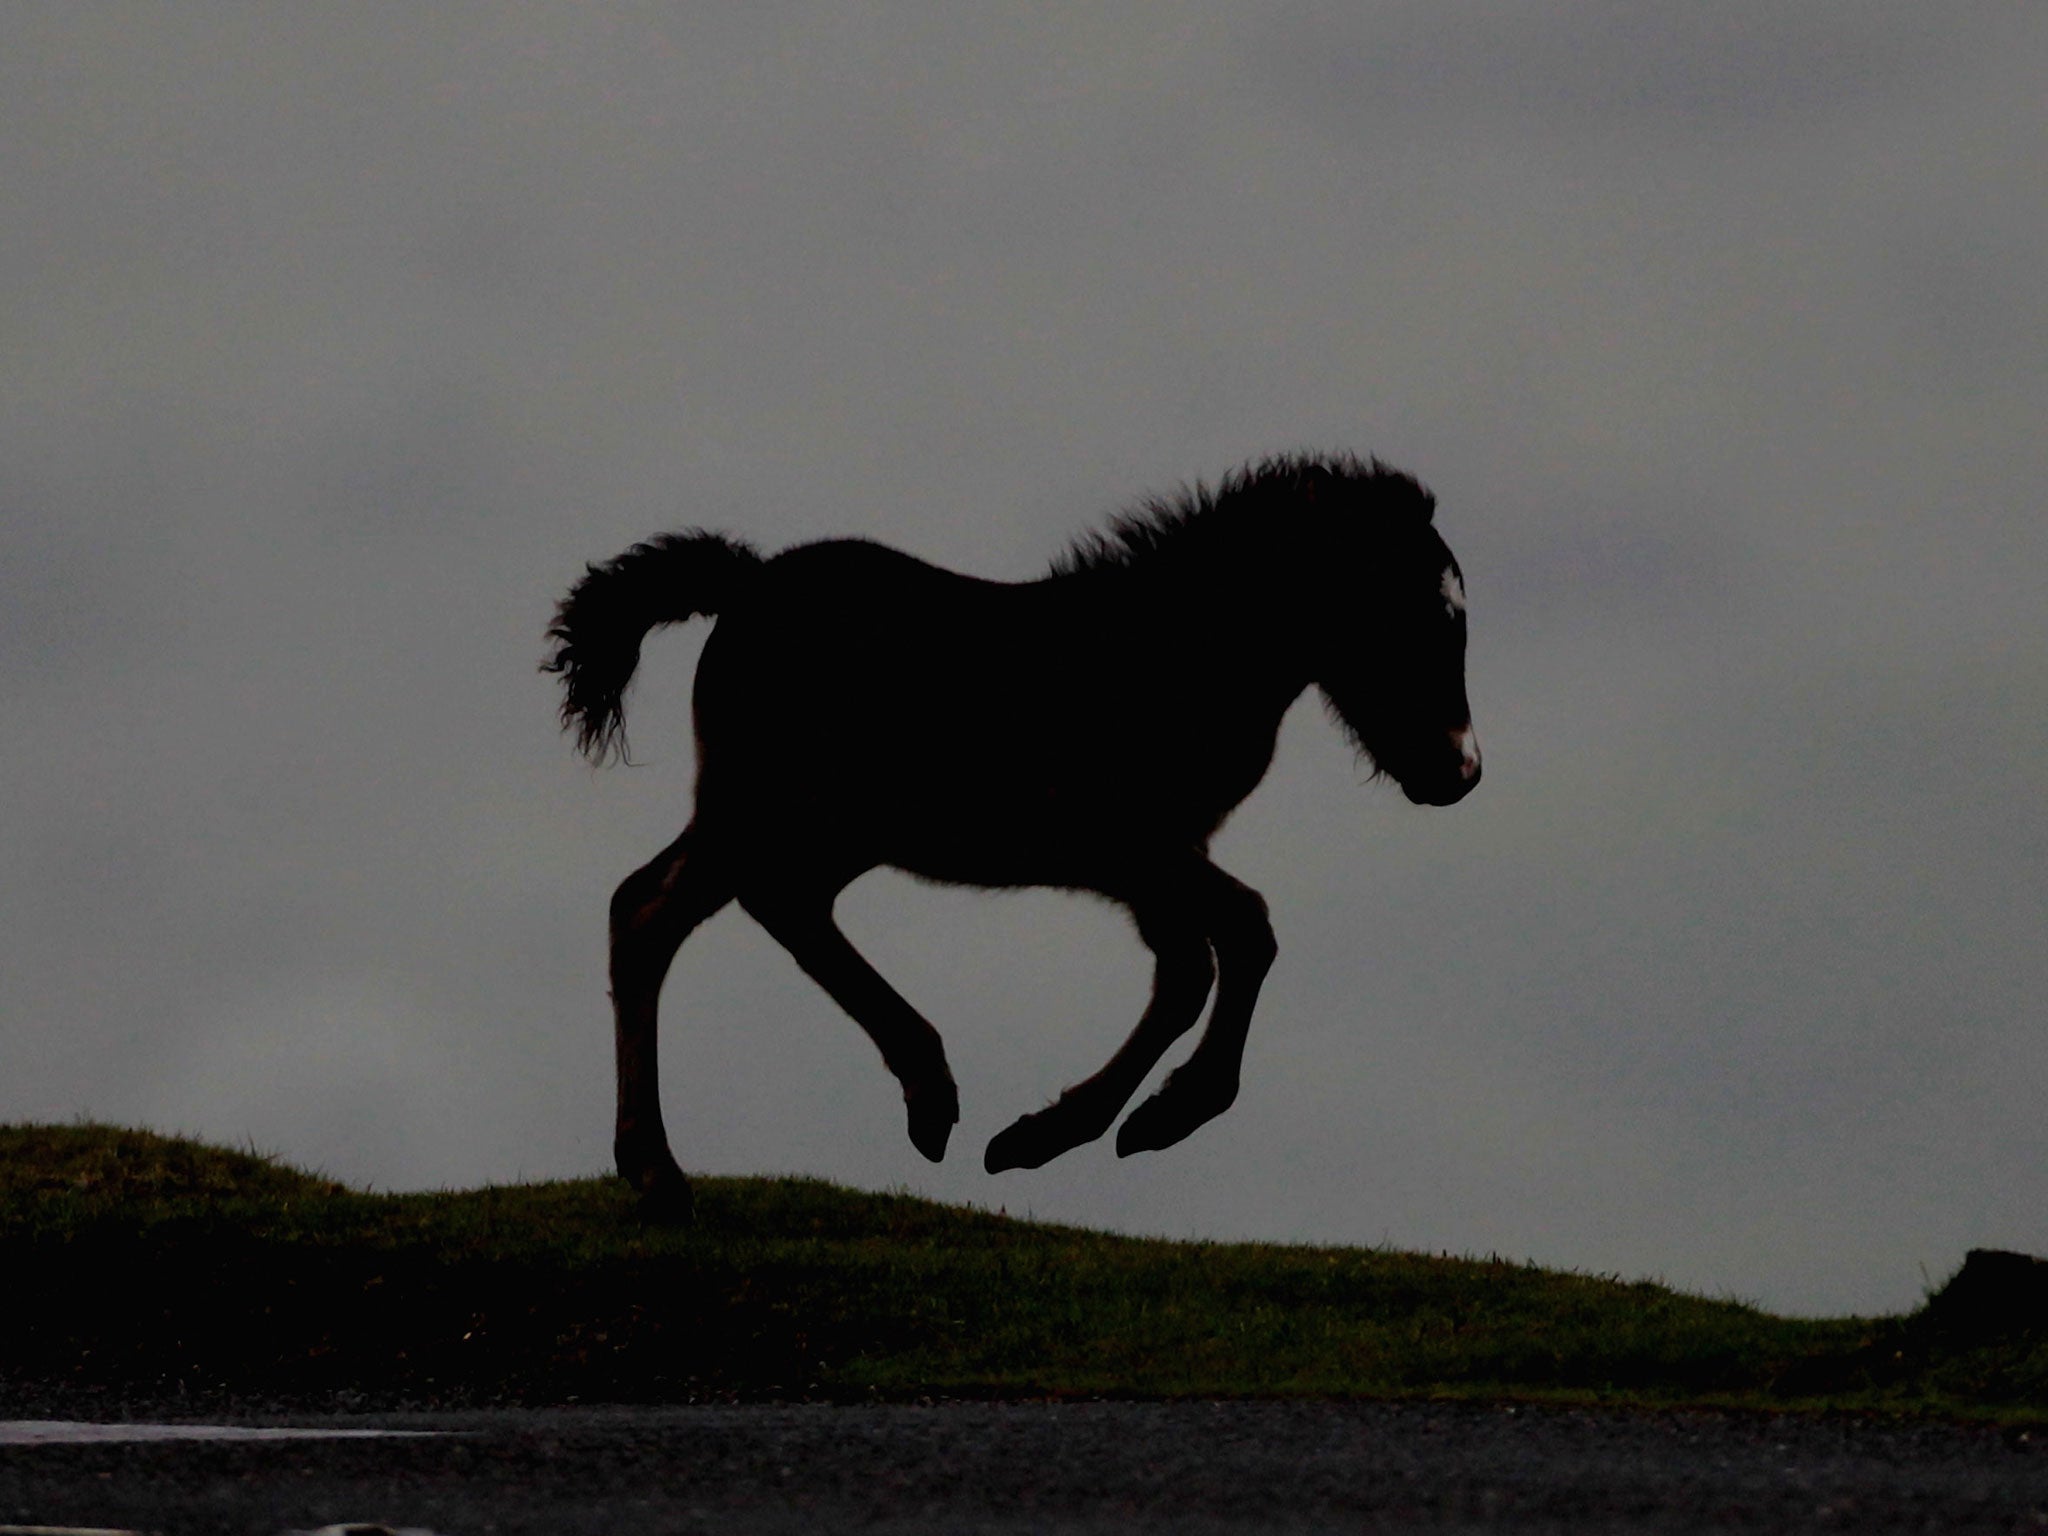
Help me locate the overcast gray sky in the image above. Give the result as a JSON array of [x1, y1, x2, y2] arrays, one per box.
[[4, 5, 2043, 1317]]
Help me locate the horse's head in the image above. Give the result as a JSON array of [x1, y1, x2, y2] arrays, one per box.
[[1303, 470, 1481, 808]]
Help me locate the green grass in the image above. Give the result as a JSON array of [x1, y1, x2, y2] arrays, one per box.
[[2, 1123, 2041, 1418]]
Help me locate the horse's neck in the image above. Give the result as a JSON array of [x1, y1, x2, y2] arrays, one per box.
[[1102, 575, 1311, 716]]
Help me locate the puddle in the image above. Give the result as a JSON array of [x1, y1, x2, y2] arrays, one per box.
[[0, 1421, 446, 1446]]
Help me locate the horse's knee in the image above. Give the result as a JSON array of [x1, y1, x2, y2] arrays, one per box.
[[1212, 883, 1275, 968], [611, 831, 728, 954], [1155, 937, 1216, 1011], [1136, 909, 1216, 990], [609, 872, 682, 986], [611, 858, 735, 1003], [609, 869, 663, 938]]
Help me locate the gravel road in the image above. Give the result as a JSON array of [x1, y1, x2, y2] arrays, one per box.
[[3, 1399, 2045, 1534]]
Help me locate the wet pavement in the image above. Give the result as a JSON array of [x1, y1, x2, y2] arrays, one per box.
[[2, 1399, 2045, 1534], [0, 1423, 446, 1447]]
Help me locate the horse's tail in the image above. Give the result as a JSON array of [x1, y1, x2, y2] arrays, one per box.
[[542, 531, 764, 763]]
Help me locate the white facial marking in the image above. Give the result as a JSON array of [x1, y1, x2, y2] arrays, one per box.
[[1441, 565, 1466, 617], [1451, 724, 1481, 778]]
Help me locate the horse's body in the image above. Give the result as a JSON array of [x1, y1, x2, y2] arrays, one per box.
[[547, 454, 1479, 1214]]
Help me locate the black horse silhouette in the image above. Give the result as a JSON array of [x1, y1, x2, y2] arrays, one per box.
[[546, 453, 1479, 1214]]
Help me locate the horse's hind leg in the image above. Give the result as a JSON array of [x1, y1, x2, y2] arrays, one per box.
[[984, 900, 1214, 1173], [1116, 865, 1277, 1157], [610, 825, 734, 1215], [737, 881, 960, 1163]]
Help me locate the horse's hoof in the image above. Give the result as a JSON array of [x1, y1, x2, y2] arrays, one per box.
[[984, 1115, 1050, 1174], [634, 1176, 697, 1225], [1113, 1099, 1176, 1156], [1115, 1076, 1236, 1157], [617, 1145, 696, 1223], [905, 1078, 959, 1163], [986, 1098, 1099, 1172]]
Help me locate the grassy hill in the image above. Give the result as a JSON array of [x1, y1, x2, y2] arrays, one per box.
[[2, 1124, 2041, 1419]]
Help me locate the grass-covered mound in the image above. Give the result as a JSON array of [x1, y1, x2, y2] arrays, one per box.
[[2, 1124, 2040, 1417]]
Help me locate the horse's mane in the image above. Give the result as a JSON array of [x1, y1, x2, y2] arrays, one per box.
[[1049, 452, 1436, 579]]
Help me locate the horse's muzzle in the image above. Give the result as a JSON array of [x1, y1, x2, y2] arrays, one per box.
[[1401, 726, 1481, 806]]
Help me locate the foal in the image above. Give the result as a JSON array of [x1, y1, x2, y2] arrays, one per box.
[[546, 453, 1479, 1214]]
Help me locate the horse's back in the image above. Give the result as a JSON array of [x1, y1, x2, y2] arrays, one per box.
[[692, 536, 1039, 754], [753, 536, 1011, 619], [704, 536, 1029, 680]]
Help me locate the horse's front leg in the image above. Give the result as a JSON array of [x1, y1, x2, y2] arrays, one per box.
[[609, 825, 734, 1217], [1115, 865, 1277, 1156], [738, 882, 960, 1162], [984, 898, 1214, 1172]]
